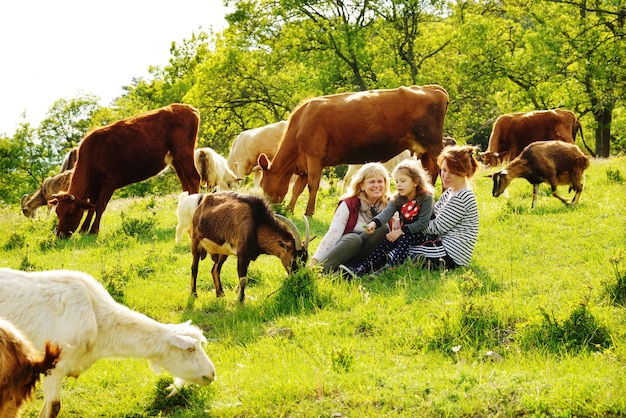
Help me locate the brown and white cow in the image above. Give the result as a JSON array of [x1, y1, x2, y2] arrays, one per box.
[[258, 85, 449, 216], [480, 109, 584, 167], [51, 104, 201, 238]]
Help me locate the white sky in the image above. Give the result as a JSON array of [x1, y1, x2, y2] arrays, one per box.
[[0, 0, 230, 136]]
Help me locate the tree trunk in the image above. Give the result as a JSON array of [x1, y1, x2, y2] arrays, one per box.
[[592, 105, 613, 158]]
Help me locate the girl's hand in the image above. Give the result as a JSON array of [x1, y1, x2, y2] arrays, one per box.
[[386, 229, 403, 242], [364, 222, 376, 234]]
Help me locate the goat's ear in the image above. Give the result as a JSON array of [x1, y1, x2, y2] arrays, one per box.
[[485, 174, 494, 178], [169, 334, 197, 350]]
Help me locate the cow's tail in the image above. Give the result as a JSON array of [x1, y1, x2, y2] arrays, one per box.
[[574, 119, 594, 156]]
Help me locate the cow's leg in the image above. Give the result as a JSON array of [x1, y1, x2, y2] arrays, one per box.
[[235, 258, 251, 303], [304, 160, 324, 216], [211, 254, 227, 298], [171, 155, 201, 193], [570, 172, 585, 205], [89, 189, 115, 234], [40, 369, 64, 418], [288, 175, 308, 213], [420, 152, 440, 184]]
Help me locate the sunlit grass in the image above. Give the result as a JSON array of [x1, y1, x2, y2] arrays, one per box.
[[3, 156, 625, 417]]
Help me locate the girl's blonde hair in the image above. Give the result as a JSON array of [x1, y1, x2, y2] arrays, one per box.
[[342, 162, 391, 206], [392, 159, 435, 197]]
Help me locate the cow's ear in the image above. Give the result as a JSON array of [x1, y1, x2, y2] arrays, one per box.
[[258, 154, 270, 171]]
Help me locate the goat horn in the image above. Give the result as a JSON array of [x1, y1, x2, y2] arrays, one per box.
[[302, 215, 310, 249], [275, 214, 303, 251]]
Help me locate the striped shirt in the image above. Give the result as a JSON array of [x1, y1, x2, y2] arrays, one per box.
[[409, 187, 479, 266]]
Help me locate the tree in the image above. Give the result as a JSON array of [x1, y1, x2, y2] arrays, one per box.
[[37, 94, 103, 157]]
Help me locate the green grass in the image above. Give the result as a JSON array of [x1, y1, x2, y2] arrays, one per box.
[[4, 157, 626, 417]]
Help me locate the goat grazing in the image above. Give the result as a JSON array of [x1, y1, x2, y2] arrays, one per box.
[[0, 268, 216, 418], [191, 191, 310, 303], [0, 319, 60, 418], [21, 170, 73, 218], [194, 147, 241, 191], [488, 141, 589, 208], [175, 192, 204, 245]]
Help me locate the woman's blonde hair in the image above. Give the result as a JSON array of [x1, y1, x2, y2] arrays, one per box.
[[392, 159, 435, 197], [342, 162, 391, 205]]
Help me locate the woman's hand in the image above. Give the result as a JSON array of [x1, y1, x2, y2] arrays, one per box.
[[386, 228, 404, 242], [364, 222, 376, 234]]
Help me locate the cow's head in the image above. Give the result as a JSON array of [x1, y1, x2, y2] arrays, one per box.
[[258, 153, 291, 204], [486, 169, 512, 198], [50, 193, 95, 238], [480, 151, 508, 167]]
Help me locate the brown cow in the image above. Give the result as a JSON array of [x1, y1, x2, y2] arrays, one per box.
[[51, 104, 201, 238], [258, 85, 449, 216], [480, 109, 585, 167]]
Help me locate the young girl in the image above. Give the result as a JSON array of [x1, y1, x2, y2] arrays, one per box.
[[339, 159, 434, 277], [408, 145, 480, 269]]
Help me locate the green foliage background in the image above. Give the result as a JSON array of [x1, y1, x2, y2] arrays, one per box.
[[1, 0, 625, 204], [2, 156, 624, 417]]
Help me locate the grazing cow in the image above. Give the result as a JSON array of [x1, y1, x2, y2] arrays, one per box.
[[194, 147, 240, 191], [480, 109, 585, 167], [0, 318, 60, 418], [488, 141, 590, 208], [21, 170, 73, 218], [0, 268, 216, 418], [258, 85, 449, 216], [50, 104, 201, 238], [191, 192, 310, 303], [226, 121, 288, 185]]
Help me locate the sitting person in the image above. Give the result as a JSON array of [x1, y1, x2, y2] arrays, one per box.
[[309, 163, 392, 273], [407, 145, 479, 269], [338, 159, 434, 277]]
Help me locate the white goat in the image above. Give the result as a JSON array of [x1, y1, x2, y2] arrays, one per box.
[[176, 192, 204, 244], [0, 268, 216, 418], [194, 147, 240, 191]]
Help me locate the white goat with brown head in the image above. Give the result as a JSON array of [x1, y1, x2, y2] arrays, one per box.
[[190, 191, 310, 303]]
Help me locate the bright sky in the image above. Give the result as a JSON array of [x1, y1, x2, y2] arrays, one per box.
[[0, 0, 230, 136]]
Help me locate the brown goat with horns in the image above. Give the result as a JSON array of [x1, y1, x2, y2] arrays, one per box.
[[191, 191, 310, 303]]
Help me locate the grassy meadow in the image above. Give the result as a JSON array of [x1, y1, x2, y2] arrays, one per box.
[[3, 156, 626, 417]]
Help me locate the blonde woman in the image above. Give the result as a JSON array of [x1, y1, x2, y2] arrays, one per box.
[[339, 159, 434, 277], [310, 163, 392, 272]]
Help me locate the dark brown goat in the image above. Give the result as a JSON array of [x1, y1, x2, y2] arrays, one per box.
[[488, 141, 589, 208], [190, 192, 310, 303], [0, 319, 60, 418]]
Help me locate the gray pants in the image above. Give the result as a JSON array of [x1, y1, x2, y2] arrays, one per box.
[[318, 225, 389, 272]]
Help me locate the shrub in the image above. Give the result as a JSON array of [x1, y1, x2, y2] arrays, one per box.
[[603, 252, 626, 306], [520, 301, 612, 355]]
